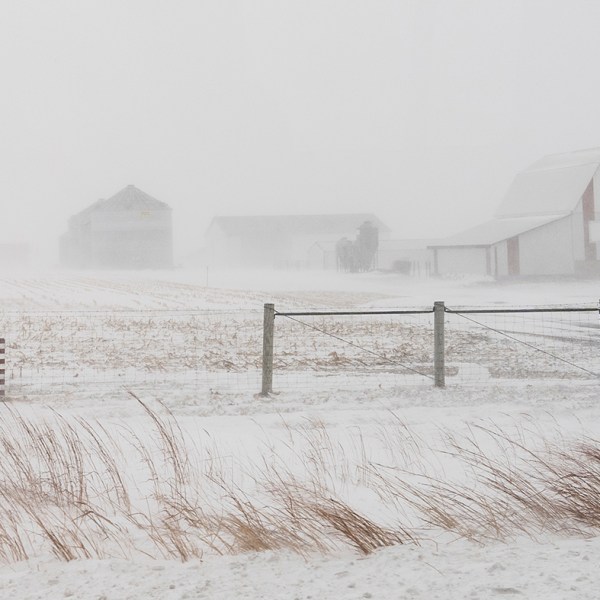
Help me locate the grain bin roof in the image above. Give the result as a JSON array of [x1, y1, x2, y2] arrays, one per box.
[[72, 185, 170, 221], [100, 185, 170, 211], [207, 214, 390, 237]]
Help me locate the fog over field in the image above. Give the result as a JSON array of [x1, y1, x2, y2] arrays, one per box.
[[3, 1, 600, 266]]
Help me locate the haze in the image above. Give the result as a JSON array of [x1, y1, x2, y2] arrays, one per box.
[[2, 0, 600, 264]]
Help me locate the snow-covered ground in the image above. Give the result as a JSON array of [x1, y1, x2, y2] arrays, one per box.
[[4, 536, 600, 600], [0, 268, 599, 599]]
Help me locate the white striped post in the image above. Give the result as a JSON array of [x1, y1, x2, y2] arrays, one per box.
[[0, 338, 5, 398]]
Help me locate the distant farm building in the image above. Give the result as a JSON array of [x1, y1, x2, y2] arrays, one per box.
[[60, 185, 173, 269], [430, 148, 600, 277], [377, 239, 434, 277], [205, 214, 390, 269]]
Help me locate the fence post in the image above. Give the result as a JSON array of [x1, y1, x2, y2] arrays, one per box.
[[0, 338, 5, 399], [433, 301, 445, 388], [261, 303, 275, 396]]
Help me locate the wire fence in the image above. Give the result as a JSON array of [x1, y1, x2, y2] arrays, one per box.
[[0, 303, 598, 403], [444, 306, 599, 382], [0, 309, 263, 401], [269, 303, 600, 391], [271, 309, 436, 392]]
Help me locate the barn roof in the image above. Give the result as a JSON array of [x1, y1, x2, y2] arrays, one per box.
[[72, 185, 169, 222], [431, 147, 600, 248], [428, 215, 564, 248], [495, 147, 600, 218], [207, 214, 390, 237]]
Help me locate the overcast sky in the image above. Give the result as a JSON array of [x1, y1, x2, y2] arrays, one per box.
[[2, 0, 600, 262]]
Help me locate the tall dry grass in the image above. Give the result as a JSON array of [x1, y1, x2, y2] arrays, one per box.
[[0, 402, 599, 564]]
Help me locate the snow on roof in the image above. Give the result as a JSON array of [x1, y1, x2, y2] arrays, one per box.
[[495, 148, 600, 218], [429, 215, 564, 248], [525, 146, 600, 171], [431, 147, 600, 248], [208, 214, 390, 237]]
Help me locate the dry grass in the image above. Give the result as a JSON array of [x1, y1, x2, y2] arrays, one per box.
[[0, 404, 599, 564], [367, 423, 600, 543]]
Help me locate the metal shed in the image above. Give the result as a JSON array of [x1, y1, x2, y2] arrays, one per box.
[[205, 213, 390, 269], [60, 185, 173, 269]]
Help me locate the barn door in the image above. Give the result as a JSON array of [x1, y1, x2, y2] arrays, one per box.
[[507, 236, 520, 276]]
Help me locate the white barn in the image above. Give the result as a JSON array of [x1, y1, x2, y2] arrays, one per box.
[[430, 148, 600, 277]]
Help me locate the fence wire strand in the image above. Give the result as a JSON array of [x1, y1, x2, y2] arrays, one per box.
[[276, 313, 435, 381], [447, 308, 599, 378]]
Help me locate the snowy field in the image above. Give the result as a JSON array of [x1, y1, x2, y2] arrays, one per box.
[[0, 269, 599, 599]]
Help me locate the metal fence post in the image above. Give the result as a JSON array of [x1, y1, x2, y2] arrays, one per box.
[[261, 303, 275, 396], [433, 301, 445, 388]]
